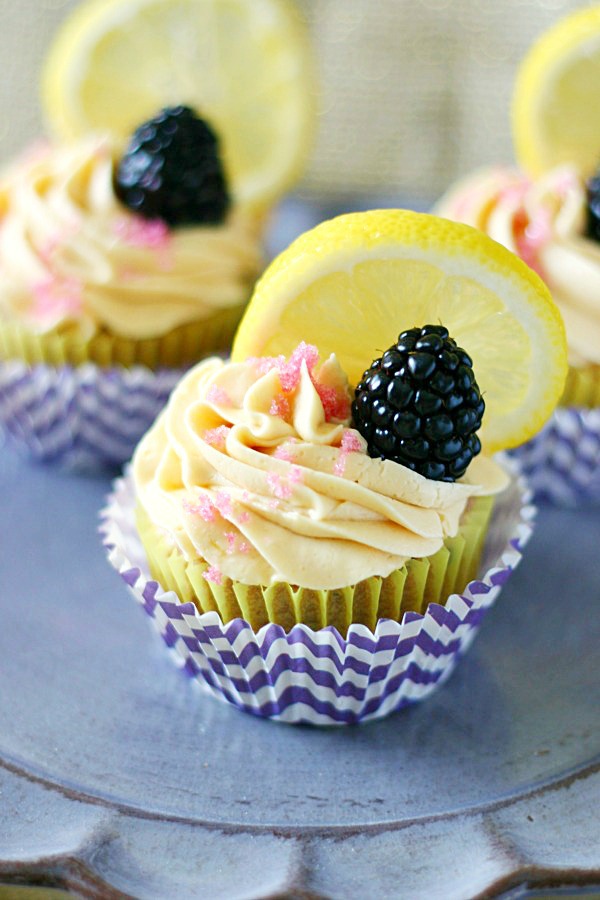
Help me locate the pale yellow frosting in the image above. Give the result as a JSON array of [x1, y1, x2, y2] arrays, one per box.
[[0, 136, 263, 340], [435, 166, 600, 367], [133, 349, 508, 590]]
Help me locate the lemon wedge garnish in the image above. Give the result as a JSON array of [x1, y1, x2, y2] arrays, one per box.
[[513, 5, 600, 178]]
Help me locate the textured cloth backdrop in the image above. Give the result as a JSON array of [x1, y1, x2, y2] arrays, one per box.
[[0, 0, 591, 200]]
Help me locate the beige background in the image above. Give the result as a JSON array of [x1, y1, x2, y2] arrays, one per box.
[[0, 0, 593, 200]]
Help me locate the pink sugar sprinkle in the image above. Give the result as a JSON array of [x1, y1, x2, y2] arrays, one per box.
[[341, 430, 363, 453], [114, 215, 171, 250], [203, 565, 223, 585], [289, 465, 303, 484], [249, 343, 320, 392], [224, 532, 237, 554], [239, 541, 250, 554], [334, 429, 363, 477], [183, 494, 217, 522], [266, 471, 293, 500], [268, 498, 280, 509], [207, 384, 231, 406], [315, 382, 350, 422], [278, 341, 319, 392], [249, 354, 286, 375], [32, 276, 82, 320], [238, 510, 251, 524], [214, 491, 233, 518], [274, 444, 295, 462], [514, 208, 549, 277], [203, 425, 230, 448], [269, 394, 291, 419]]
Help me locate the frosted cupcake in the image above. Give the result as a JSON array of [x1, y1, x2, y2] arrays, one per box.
[[0, 110, 262, 469], [0, 0, 313, 468], [0, 111, 262, 370], [437, 167, 600, 503], [104, 210, 566, 723]]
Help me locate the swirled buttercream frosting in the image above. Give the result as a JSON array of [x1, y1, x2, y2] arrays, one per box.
[[133, 345, 509, 590], [435, 166, 600, 367], [0, 137, 263, 340]]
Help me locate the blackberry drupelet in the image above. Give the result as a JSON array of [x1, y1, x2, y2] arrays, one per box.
[[586, 170, 600, 243], [351, 325, 485, 481], [114, 105, 230, 226]]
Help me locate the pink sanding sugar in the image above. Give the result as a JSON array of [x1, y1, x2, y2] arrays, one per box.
[[269, 394, 291, 419], [334, 429, 363, 477], [207, 385, 231, 406], [114, 215, 170, 249], [213, 491, 233, 518], [202, 565, 223, 585], [273, 444, 295, 462], [315, 382, 351, 422], [203, 425, 230, 448], [183, 494, 217, 523], [32, 275, 83, 321], [266, 471, 293, 500]]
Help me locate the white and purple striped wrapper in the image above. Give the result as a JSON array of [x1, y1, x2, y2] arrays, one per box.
[[101, 461, 534, 726], [509, 407, 600, 507], [0, 360, 184, 470]]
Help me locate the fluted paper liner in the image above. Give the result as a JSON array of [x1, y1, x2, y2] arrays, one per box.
[[101, 460, 534, 725], [135, 497, 494, 633], [0, 359, 183, 469], [0, 304, 246, 369], [509, 406, 600, 506], [562, 364, 600, 409]]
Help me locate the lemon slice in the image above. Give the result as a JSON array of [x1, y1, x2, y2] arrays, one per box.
[[42, 0, 314, 209], [512, 5, 600, 178], [232, 210, 567, 453]]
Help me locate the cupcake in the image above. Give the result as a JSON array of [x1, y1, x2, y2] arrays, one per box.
[[104, 210, 566, 724], [0, 0, 313, 468], [0, 114, 262, 370], [435, 7, 600, 503]]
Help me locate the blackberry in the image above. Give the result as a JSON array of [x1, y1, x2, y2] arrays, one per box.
[[586, 170, 600, 243], [351, 325, 485, 482], [114, 105, 230, 226]]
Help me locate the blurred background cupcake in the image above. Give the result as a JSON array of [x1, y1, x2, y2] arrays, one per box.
[[105, 210, 567, 724], [0, 0, 314, 469], [435, 6, 600, 505]]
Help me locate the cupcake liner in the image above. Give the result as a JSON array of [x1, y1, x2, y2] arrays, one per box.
[[509, 407, 600, 506], [0, 304, 246, 369], [0, 359, 183, 470], [101, 459, 534, 725], [135, 496, 494, 632], [561, 364, 600, 408]]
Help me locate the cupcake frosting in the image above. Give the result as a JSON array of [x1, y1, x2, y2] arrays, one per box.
[[0, 136, 263, 341], [133, 345, 508, 590], [435, 166, 600, 367]]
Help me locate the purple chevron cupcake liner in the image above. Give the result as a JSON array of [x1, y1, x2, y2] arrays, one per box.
[[101, 460, 534, 725], [0, 360, 184, 470], [508, 407, 600, 506]]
